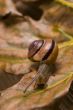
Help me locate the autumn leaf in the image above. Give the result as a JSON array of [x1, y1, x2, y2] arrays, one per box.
[[56, 0, 73, 8], [0, 0, 73, 110]]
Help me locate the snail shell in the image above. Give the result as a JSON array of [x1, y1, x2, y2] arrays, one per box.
[[28, 38, 58, 64]]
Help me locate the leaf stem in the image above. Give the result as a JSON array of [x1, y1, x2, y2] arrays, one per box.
[[58, 28, 73, 40], [24, 72, 73, 96], [58, 40, 73, 49], [56, 0, 73, 8]]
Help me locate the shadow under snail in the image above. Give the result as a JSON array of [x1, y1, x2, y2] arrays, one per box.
[[24, 38, 58, 93]]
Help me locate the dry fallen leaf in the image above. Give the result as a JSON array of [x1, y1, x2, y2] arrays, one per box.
[[0, 0, 73, 110], [0, 40, 73, 110]]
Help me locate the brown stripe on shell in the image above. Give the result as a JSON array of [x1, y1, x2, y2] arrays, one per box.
[[28, 40, 44, 59], [42, 40, 55, 61], [32, 38, 53, 62]]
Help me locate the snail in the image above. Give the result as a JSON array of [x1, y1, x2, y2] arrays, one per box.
[[24, 38, 58, 93], [28, 38, 58, 64]]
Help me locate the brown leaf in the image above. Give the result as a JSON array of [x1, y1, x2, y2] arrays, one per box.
[[0, 43, 73, 110], [0, 1, 73, 110]]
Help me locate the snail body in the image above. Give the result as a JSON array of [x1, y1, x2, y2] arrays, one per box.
[[28, 38, 58, 64]]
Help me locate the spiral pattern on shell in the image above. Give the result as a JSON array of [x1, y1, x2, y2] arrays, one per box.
[[28, 38, 58, 64]]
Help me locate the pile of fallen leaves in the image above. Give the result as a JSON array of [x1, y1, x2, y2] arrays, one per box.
[[0, 0, 73, 110]]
